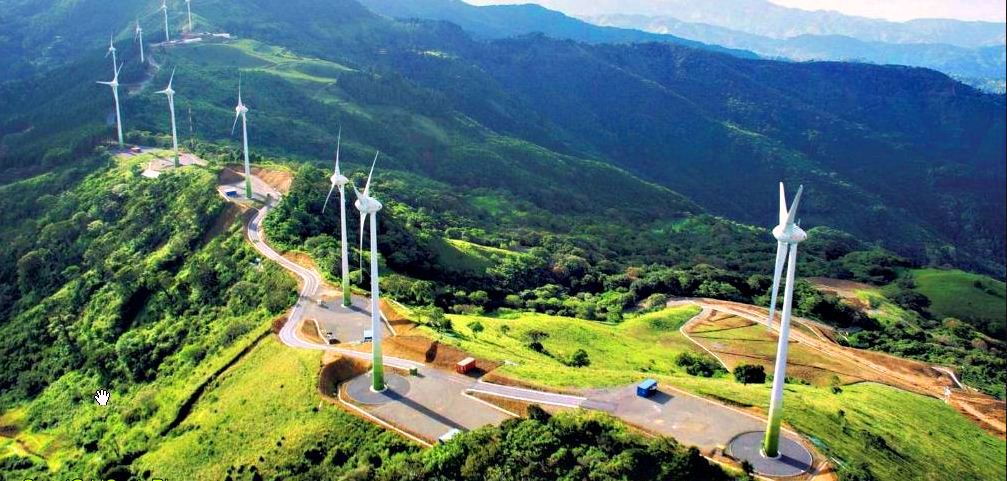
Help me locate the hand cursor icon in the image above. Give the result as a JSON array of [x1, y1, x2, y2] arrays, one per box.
[[95, 389, 110, 406]]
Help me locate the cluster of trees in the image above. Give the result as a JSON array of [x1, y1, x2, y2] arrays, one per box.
[[0, 158, 296, 409], [271, 407, 740, 481]]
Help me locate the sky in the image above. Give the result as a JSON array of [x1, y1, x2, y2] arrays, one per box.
[[462, 0, 1007, 22]]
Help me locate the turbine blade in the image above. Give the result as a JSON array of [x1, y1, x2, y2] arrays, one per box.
[[334, 126, 342, 174], [115, 61, 123, 78], [358, 212, 367, 273], [785, 185, 804, 226], [777, 182, 785, 225], [322, 185, 335, 213], [767, 241, 789, 326], [231, 112, 240, 136], [168, 67, 176, 88], [363, 151, 379, 197]]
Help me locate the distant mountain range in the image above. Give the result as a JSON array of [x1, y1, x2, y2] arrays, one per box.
[[358, 0, 754, 56], [508, 0, 1006, 47], [587, 13, 1006, 91], [438, 0, 1006, 92]]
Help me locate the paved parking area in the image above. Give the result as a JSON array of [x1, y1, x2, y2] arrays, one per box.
[[345, 368, 512, 442], [585, 385, 777, 450], [306, 294, 392, 346]]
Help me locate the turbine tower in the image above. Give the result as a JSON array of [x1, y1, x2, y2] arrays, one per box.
[[97, 61, 125, 148], [134, 19, 145, 64], [185, 0, 194, 32], [762, 182, 807, 458], [156, 68, 180, 167], [322, 128, 353, 307], [105, 33, 117, 71], [161, 0, 170, 43], [354, 152, 384, 391], [230, 79, 252, 199]]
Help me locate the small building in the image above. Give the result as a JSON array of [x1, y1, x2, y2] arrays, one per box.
[[455, 357, 476, 375], [637, 379, 658, 398]]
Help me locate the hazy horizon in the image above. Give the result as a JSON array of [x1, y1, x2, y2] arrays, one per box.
[[462, 0, 1007, 23]]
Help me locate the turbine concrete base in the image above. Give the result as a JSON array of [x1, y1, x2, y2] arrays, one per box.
[[345, 372, 410, 405], [727, 431, 813, 478]]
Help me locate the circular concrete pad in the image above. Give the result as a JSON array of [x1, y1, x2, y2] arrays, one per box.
[[728, 431, 813, 478], [345, 372, 411, 405]]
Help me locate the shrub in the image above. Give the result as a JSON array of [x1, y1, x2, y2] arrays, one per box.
[[676, 352, 726, 377], [732, 364, 766, 384], [566, 349, 591, 367]]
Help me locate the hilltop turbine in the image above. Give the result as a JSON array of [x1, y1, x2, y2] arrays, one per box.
[[161, 0, 170, 43], [156, 67, 180, 167], [230, 79, 253, 199], [354, 152, 385, 391], [322, 128, 353, 307], [134, 19, 145, 64], [105, 33, 117, 71], [762, 182, 807, 458], [97, 61, 125, 148], [185, 0, 194, 32]]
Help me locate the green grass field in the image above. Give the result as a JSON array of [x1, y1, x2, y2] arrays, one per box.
[[134, 338, 391, 479], [425, 306, 705, 387], [418, 306, 1005, 481], [431, 237, 523, 274], [910, 268, 1006, 336]]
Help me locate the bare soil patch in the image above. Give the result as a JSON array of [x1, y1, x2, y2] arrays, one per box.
[[251, 166, 292, 194], [319, 352, 370, 397]]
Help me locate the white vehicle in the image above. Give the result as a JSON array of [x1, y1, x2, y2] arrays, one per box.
[[438, 428, 462, 444]]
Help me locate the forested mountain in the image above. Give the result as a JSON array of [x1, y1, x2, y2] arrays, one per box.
[[2, 0, 1004, 277], [357, 0, 754, 57]]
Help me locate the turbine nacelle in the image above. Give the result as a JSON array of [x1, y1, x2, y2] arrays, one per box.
[[354, 196, 382, 214], [772, 182, 806, 244], [772, 223, 807, 244], [331, 172, 349, 187]]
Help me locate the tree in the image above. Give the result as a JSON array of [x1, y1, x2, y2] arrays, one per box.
[[567, 349, 590, 367], [732, 364, 766, 384], [467, 320, 484, 337]]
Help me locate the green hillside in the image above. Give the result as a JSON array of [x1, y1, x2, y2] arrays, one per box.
[[420, 307, 1005, 481], [911, 268, 1006, 336]]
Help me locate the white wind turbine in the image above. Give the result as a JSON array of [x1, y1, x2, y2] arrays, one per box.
[[354, 152, 385, 391], [762, 182, 807, 458], [322, 128, 353, 307], [185, 0, 194, 32], [161, 0, 170, 43], [106, 33, 117, 71], [230, 79, 253, 199], [97, 61, 125, 148], [134, 19, 145, 64], [156, 67, 180, 167]]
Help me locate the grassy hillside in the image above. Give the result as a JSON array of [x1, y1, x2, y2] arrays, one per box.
[[411, 306, 1005, 481], [910, 268, 1006, 336]]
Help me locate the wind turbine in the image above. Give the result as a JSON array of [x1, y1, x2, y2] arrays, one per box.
[[322, 128, 353, 307], [231, 79, 253, 199], [185, 0, 194, 32], [156, 68, 180, 167], [105, 33, 117, 71], [161, 0, 170, 43], [134, 19, 144, 64], [354, 152, 385, 391], [762, 182, 807, 458], [97, 61, 125, 148]]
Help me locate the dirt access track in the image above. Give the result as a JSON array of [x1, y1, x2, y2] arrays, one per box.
[[676, 297, 1006, 437]]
